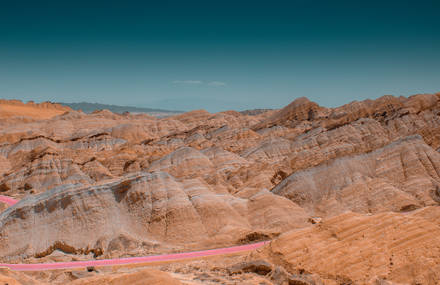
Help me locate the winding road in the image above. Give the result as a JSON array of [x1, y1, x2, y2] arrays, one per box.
[[0, 195, 268, 271]]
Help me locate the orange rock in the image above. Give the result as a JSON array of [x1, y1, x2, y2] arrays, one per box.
[[0, 99, 70, 120], [260, 208, 440, 284]]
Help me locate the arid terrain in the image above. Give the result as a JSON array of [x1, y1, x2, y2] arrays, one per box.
[[1, 94, 440, 284]]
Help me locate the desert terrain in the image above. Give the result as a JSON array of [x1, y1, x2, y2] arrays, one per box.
[[1, 94, 440, 284]]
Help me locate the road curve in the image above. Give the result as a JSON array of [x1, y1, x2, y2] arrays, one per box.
[[0, 195, 268, 271]]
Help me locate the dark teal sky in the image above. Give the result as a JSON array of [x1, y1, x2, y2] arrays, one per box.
[[0, 0, 439, 112]]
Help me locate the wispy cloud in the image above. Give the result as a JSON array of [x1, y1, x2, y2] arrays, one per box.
[[172, 80, 226, 86], [208, 81, 226, 86], [172, 80, 203, 85]]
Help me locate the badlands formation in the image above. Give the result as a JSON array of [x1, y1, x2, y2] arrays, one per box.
[[1, 94, 440, 284]]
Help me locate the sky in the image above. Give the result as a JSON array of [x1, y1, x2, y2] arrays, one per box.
[[0, 0, 439, 112]]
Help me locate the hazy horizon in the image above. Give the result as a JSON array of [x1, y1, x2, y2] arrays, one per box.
[[1, 0, 439, 112]]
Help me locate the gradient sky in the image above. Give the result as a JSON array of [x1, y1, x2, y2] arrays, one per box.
[[0, 0, 439, 112]]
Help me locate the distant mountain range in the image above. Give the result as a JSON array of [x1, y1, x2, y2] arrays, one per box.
[[239, 108, 273, 116], [58, 102, 183, 115]]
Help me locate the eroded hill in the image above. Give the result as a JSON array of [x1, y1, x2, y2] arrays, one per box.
[[1, 93, 440, 284]]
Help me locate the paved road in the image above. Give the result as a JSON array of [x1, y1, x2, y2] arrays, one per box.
[[0, 195, 268, 271]]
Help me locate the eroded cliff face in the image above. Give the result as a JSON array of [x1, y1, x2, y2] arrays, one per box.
[[0, 172, 308, 261], [1, 93, 440, 284], [273, 135, 440, 216]]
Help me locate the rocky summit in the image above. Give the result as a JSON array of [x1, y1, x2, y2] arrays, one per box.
[[1, 94, 440, 284]]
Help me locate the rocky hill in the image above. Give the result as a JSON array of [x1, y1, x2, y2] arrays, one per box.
[[1, 93, 440, 284]]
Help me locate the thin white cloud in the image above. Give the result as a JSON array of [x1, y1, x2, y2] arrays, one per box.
[[172, 80, 203, 85], [208, 81, 226, 86]]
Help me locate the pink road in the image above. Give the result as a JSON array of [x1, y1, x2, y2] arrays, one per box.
[[0, 195, 268, 271], [0, 195, 18, 206], [0, 241, 268, 271]]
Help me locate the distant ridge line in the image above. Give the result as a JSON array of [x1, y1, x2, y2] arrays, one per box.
[[58, 102, 184, 114]]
